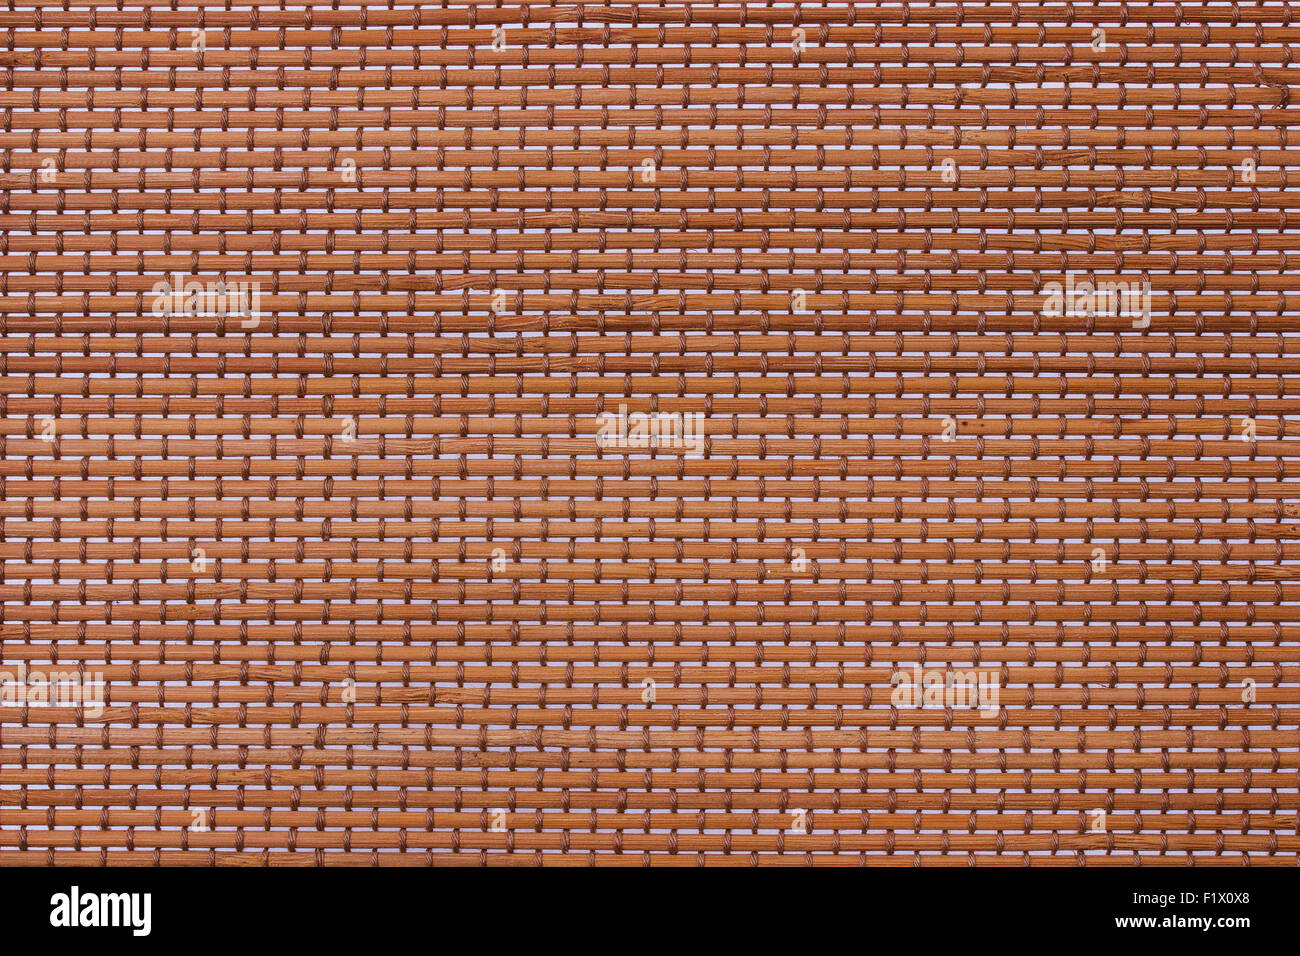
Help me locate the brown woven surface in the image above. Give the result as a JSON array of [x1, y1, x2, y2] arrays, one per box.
[[0, 1, 1297, 867]]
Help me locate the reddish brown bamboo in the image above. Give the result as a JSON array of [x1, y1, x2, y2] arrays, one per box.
[[0, 0, 1296, 867]]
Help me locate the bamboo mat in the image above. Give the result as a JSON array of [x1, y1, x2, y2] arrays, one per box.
[[0, 0, 1297, 866]]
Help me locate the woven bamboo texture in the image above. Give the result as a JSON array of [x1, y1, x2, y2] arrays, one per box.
[[0, 0, 1297, 867]]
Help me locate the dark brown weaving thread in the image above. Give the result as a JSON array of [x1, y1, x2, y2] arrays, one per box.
[[0, 1, 1297, 866]]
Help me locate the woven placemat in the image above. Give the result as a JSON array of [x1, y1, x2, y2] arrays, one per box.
[[0, 1, 1297, 866]]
